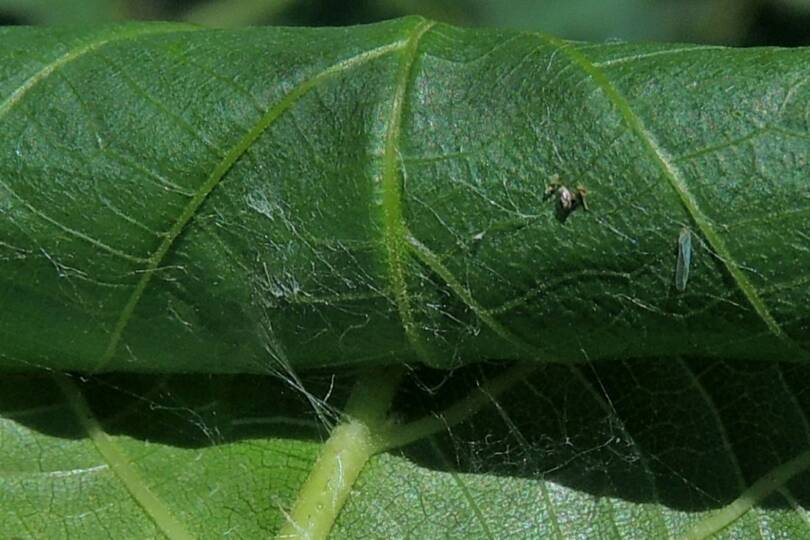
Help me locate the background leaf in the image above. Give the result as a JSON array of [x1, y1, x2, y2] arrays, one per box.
[[4, 360, 810, 537], [2, 17, 810, 538], [0, 0, 127, 24]]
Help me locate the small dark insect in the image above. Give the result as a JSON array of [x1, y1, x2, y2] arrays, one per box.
[[543, 178, 588, 222]]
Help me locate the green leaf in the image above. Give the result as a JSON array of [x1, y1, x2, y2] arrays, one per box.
[[3, 18, 810, 373], [4, 361, 810, 538], [2, 17, 810, 538]]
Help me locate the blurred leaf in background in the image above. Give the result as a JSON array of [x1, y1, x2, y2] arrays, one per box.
[[1, 0, 809, 45], [0, 0, 128, 23]]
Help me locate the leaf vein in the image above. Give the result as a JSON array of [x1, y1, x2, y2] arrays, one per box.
[[379, 19, 436, 364], [678, 359, 747, 491], [53, 374, 194, 540], [0, 179, 147, 263], [97, 52, 224, 154], [592, 45, 725, 68], [428, 438, 495, 540], [0, 24, 199, 121], [537, 481, 564, 540], [680, 449, 810, 539]]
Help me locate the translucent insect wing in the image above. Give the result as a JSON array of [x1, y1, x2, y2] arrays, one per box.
[[675, 228, 692, 291]]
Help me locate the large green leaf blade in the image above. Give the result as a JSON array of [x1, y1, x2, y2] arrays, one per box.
[[2, 20, 808, 373]]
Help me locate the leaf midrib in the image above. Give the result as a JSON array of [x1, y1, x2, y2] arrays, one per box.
[[379, 19, 436, 366]]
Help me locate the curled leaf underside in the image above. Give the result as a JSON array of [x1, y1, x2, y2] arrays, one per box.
[[1, 18, 809, 373]]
